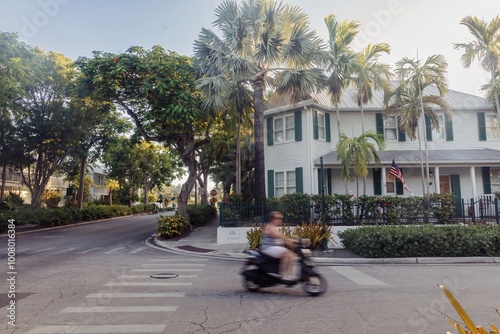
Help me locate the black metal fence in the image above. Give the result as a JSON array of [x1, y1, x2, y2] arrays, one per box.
[[220, 196, 500, 226]]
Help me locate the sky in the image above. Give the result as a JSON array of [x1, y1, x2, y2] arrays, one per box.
[[0, 0, 499, 98]]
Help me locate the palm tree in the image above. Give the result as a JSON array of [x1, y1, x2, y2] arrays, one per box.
[[384, 55, 450, 196], [335, 130, 386, 196], [321, 14, 360, 140], [454, 15, 500, 114], [194, 0, 323, 205], [352, 43, 392, 134]]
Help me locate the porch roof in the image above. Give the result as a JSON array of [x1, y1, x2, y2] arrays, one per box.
[[314, 148, 500, 167]]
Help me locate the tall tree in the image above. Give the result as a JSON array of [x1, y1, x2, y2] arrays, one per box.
[[15, 49, 81, 208], [335, 131, 385, 197], [0, 32, 31, 202], [454, 15, 500, 114], [76, 47, 211, 218], [194, 0, 323, 205], [352, 43, 392, 133], [321, 14, 360, 140], [384, 55, 450, 195]]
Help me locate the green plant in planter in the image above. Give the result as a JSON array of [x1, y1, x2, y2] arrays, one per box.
[[293, 220, 333, 250], [440, 284, 499, 333], [157, 214, 188, 238], [246, 226, 263, 250]]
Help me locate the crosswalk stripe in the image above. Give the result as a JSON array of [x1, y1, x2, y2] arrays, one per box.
[[76, 247, 103, 254], [103, 247, 125, 254], [105, 282, 192, 287], [329, 266, 386, 286], [140, 263, 206, 267], [128, 247, 147, 254], [61, 306, 177, 313], [51, 247, 78, 254], [149, 258, 209, 262], [18, 248, 31, 252], [27, 325, 167, 333], [29, 247, 55, 254], [119, 275, 197, 279], [85, 292, 185, 298], [131, 268, 202, 272]]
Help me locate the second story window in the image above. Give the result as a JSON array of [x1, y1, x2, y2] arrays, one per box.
[[486, 115, 499, 140], [432, 115, 446, 140], [274, 115, 295, 143], [317, 112, 326, 140], [384, 116, 398, 140]]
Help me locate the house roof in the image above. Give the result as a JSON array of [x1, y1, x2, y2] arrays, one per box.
[[266, 84, 493, 113], [315, 148, 500, 167]]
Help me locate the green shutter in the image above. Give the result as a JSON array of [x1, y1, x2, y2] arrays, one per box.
[[478, 112, 486, 141], [267, 170, 274, 198], [295, 167, 303, 193], [396, 168, 404, 195], [313, 110, 319, 140], [482, 167, 492, 194], [294, 110, 302, 142], [376, 113, 384, 135], [267, 117, 274, 146], [325, 113, 331, 142], [445, 114, 454, 141], [425, 114, 432, 141], [373, 168, 382, 195], [450, 175, 462, 216], [397, 116, 406, 142]]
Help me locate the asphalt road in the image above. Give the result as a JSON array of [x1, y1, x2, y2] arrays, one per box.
[[1, 215, 500, 334]]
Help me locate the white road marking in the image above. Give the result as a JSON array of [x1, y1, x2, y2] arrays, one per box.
[[28, 325, 167, 333], [103, 247, 125, 254], [140, 263, 206, 267], [105, 282, 192, 287], [76, 247, 103, 254], [149, 258, 209, 261], [119, 275, 198, 279], [51, 247, 78, 254], [28, 247, 55, 254], [128, 247, 147, 253], [330, 266, 386, 286], [85, 292, 185, 298], [131, 268, 202, 272], [61, 306, 177, 313]]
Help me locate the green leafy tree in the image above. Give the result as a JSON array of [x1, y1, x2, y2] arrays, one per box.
[[352, 43, 392, 133], [15, 49, 81, 208], [454, 15, 500, 114], [384, 55, 450, 196], [0, 32, 31, 202], [194, 0, 323, 205], [335, 131, 386, 196], [320, 14, 360, 140], [76, 47, 210, 218]]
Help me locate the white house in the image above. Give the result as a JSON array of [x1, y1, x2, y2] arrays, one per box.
[[264, 86, 500, 216]]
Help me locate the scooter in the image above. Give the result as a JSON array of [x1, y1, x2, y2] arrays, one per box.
[[240, 239, 327, 296]]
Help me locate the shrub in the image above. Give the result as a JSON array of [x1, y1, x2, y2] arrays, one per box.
[[157, 214, 188, 238], [187, 204, 217, 226], [338, 225, 500, 258], [5, 192, 24, 210], [38, 208, 73, 227], [43, 190, 62, 208]]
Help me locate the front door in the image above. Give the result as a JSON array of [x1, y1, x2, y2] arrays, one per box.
[[439, 175, 450, 193]]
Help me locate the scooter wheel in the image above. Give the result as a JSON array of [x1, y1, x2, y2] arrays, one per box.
[[243, 278, 260, 292], [303, 274, 327, 296]]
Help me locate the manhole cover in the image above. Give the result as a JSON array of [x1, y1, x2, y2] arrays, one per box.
[[150, 273, 179, 279]]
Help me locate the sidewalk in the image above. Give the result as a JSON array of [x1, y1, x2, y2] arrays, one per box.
[[152, 215, 500, 265]]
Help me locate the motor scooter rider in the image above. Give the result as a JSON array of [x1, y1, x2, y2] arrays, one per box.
[[260, 211, 298, 280]]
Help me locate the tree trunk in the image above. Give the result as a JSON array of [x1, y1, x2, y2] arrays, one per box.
[[0, 161, 7, 203], [108, 187, 113, 206], [144, 175, 149, 204], [253, 76, 266, 206], [77, 157, 87, 209], [336, 102, 342, 140], [236, 108, 242, 195]]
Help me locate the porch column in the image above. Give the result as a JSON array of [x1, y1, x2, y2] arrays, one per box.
[[434, 167, 440, 194], [470, 166, 477, 199], [382, 167, 387, 196]]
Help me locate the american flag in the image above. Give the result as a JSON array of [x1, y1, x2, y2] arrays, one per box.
[[389, 159, 410, 193]]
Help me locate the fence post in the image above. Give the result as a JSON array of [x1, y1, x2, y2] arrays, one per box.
[[470, 198, 475, 224], [495, 197, 499, 225]]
